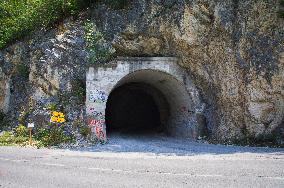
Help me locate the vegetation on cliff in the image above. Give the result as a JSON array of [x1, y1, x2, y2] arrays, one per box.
[[84, 20, 115, 64], [0, 0, 132, 49], [0, 0, 91, 49]]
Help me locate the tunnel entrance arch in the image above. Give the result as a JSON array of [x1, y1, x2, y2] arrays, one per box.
[[86, 57, 204, 141], [105, 82, 166, 134]]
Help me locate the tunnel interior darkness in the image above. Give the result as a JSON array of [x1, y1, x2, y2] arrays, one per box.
[[105, 83, 163, 134], [104, 69, 196, 138]]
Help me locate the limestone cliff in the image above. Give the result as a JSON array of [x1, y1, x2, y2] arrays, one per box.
[[0, 0, 283, 145]]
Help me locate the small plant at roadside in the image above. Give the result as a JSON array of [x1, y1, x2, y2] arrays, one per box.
[[0, 123, 75, 148], [35, 124, 75, 147], [0, 124, 29, 146], [14, 124, 28, 137], [0, 131, 29, 146], [0, 131, 15, 146]]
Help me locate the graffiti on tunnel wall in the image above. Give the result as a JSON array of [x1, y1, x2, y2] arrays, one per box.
[[89, 89, 107, 103], [87, 114, 106, 141], [88, 107, 104, 117], [87, 88, 108, 141]]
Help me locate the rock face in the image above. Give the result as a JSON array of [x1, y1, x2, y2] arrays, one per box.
[[0, 0, 283, 145], [0, 16, 88, 130], [0, 68, 11, 113]]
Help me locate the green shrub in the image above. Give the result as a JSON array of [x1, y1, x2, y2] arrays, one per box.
[[0, 123, 75, 147], [0, 131, 29, 146], [14, 124, 28, 137], [34, 128, 49, 146], [84, 20, 115, 64], [12, 135, 29, 145], [0, 124, 29, 146], [35, 125, 74, 147], [73, 119, 91, 138], [79, 125, 91, 138], [0, 131, 14, 146], [0, 0, 92, 49]]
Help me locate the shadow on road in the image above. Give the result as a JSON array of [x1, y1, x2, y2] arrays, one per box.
[[71, 133, 284, 157]]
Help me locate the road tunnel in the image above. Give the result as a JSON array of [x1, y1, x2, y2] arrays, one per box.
[[105, 69, 196, 137], [86, 57, 203, 140]]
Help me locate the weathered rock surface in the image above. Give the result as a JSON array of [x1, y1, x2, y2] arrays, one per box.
[[0, 0, 283, 145], [0, 67, 10, 113], [0, 15, 88, 130]]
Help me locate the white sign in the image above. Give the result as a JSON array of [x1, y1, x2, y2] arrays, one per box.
[[27, 123, 34, 128]]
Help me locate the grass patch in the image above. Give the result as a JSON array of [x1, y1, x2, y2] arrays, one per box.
[[0, 0, 93, 49], [0, 124, 75, 148], [0, 131, 28, 146], [35, 124, 75, 147]]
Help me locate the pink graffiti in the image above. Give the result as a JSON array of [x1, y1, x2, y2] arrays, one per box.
[[87, 118, 106, 140], [88, 119, 105, 127], [95, 125, 105, 140]]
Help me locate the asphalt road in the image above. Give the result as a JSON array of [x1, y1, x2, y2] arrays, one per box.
[[0, 135, 283, 188]]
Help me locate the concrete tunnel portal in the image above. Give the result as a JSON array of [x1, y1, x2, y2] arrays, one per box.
[[86, 57, 204, 141]]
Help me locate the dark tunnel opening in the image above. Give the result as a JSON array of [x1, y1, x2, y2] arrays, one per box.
[[105, 83, 166, 135]]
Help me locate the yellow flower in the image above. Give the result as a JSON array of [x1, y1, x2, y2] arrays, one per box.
[[52, 111, 59, 116], [51, 116, 58, 122], [59, 113, 65, 118]]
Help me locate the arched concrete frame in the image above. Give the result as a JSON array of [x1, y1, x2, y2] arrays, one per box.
[[86, 57, 204, 141]]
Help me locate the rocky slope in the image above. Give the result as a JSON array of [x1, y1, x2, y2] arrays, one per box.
[[0, 0, 283, 145]]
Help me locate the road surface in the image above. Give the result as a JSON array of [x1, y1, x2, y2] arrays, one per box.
[[0, 134, 283, 188]]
